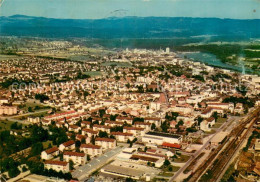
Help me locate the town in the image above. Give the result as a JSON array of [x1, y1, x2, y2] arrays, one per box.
[[0, 39, 260, 182]]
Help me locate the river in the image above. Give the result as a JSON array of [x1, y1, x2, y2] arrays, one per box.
[[178, 52, 258, 74]]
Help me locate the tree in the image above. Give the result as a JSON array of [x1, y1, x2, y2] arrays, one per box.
[[48, 143, 52, 149], [99, 109, 106, 118], [35, 94, 49, 103], [212, 112, 218, 120], [110, 114, 117, 121], [87, 155, 91, 161], [164, 159, 170, 166], [30, 142, 43, 156], [151, 123, 156, 130], [8, 166, 20, 178], [161, 121, 169, 132], [110, 135, 115, 139], [10, 122, 22, 130], [132, 117, 144, 124], [91, 135, 95, 145], [178, 120, 184, 126], [22, 166, 28, 172], [110, 126, 123, 132], [99, 131, 108, 138], [69, 160, 74, 170], [144, 146, 147, 152], [126, 178, 136, 182], [71, 133, 76, 140], [125, 83, 130, 89], [30, 125, 49, 143], [129, 142, 133, 148], [34, 106, 41, 110], [28, 107, 33, 112], [75, 140, 81, 148], [197, 116, 203, 126]]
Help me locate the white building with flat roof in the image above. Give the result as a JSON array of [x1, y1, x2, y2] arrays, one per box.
[[142, 132, 182, 145]]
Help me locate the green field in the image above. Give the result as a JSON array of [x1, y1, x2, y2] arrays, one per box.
[[83, 71, 103, 77], [0, 54, 21, 60], [0, 120, 15, 131], [173, 155, 190, 163], [213, 118, 227, 129]]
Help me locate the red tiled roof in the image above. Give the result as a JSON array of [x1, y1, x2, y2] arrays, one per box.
[[95, 137, 116, 142], [134, 122, 151, 126], [130, 154, 158, 162], [45, 147, 59, 154], [201, 107, 213, 114], [144, 117, 160, 121], [206, 117, 215, 122], [64, 151, 85, 157], [61, 140, 75, 147], [81, 121, 91, 125], [76, 134, 87, 140], [162, 142, 181, 149], [116, 116, 133, 120], [45, 160, 68, 166], [69, 125, 80, 129], [80, 144, 101, 149], [93, 124, 111, 129], [124, 126, 144, 131], [110, 132, 133, 136], [208, 102, 229, 106], [82, 128, 98, 134], [147, 149, 156, 153]]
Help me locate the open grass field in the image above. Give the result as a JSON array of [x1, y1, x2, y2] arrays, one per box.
[[0, 54, 21, 60], [83, 71, 103, 77], [0, 120, 15, 131], [173, 154, 190, 163], [42, 141, 53, 149], [213, 117, 227, 128]]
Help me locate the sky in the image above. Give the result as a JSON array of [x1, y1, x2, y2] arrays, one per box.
[[0, 0, 259, 19]]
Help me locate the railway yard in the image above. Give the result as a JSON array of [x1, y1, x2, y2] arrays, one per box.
[[189, 107, 259, 182]]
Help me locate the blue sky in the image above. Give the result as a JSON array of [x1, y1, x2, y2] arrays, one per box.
[[0, 0, 259, 19]]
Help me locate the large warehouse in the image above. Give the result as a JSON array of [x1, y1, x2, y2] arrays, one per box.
[[142, 131, 183, 145]]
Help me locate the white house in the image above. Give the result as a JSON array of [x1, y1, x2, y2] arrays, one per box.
[[200, 117, 216, 132], [27, 116, 40, 124], [110, 132, 134, 142], [82, 128, 98, 137], [59, 140, 75, 152], [44, 160, 69, 173], [63, 151, 86, 165], [95, 137, 116, 150], [41, 147, 59, 160], [80, 144, 102, 157], [123, 127, 145, 136]]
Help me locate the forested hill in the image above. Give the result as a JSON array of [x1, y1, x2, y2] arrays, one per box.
[[0, 15, 259, 40]]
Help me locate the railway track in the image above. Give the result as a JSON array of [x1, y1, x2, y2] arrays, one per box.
[[187, 107, 260, 182]]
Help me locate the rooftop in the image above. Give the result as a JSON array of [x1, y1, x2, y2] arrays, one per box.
[[146, 131, 181, 139]]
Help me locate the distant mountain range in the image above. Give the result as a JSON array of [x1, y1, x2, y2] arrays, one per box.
[[0, 15, 259, 40]]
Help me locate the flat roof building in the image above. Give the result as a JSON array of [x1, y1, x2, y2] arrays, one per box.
[[142, 131, 182, 145]]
